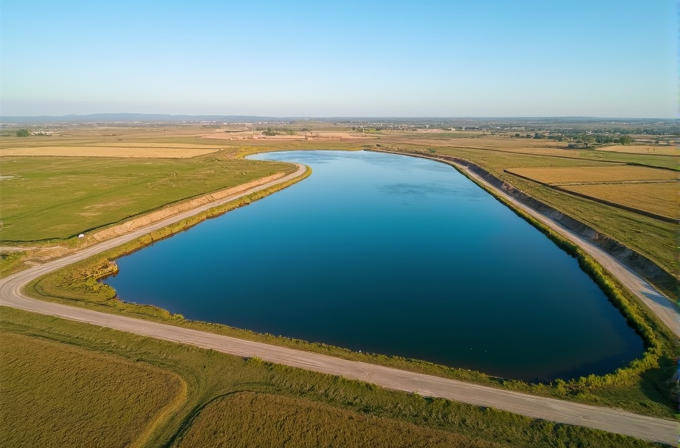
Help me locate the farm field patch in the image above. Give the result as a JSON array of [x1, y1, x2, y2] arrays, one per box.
[[596, 145, 680, 156], [0, 145, 220, 158], [562, 182, 680, 220], [0, 331, 185, 448], [505, 166, 677, 185], [173, 392, 500, 448], [0, 153, 293, 241]]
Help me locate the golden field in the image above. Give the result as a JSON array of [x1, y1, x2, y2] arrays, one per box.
[[505, 166, 678, 185], [563, 182, 679, 220], [0, 331, 185, 448], [0, 145, 220, 158], [596, 145, 680, 156]]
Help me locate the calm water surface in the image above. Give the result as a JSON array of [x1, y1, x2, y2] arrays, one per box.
[[107, 150, 643, 381]]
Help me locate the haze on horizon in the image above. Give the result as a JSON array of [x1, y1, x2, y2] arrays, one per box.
[[0, 0, 675, 118]]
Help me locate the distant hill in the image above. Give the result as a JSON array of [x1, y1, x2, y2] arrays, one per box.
[[1, 114, 675, 125], [0, 114, 275, 124]]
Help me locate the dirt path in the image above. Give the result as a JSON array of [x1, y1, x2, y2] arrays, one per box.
[[0, 160, 677, 445]]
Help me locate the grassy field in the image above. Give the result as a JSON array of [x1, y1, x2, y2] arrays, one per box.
[[563, 183, 679, 220], [506, 166, 678, 185], [597, 145, 680, 156], [0, 151, 294, 241], [0, 251, 25, 277], [502, 165, 678, 220], [0, 307, 663, 448], [173, 392, 501, 448], [0, 331, 185, 448], [0, 145, 220, 158]]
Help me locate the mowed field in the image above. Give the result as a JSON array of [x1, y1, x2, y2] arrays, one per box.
[[505, 166, 678, 185], [596, 145, 680, 156], [0, 144, 220, 158], [0, 152, 293, 241], [504, 166, 678, 220], [562, 182, 679, 220], [0, 307, 658, 448], [0, 331, 185, 448]]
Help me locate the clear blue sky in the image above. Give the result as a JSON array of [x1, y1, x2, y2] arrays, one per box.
[[0, 0, 676, 117]]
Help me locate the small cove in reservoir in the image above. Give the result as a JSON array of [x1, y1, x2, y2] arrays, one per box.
[[106, 150, 644, 381]]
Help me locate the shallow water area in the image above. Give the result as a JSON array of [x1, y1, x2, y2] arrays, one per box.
[[106, 150, 643, 381]]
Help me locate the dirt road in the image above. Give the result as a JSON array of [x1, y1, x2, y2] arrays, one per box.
[[0, 160, 677, 445]]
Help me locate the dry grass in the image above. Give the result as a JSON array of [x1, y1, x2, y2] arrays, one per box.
[[596, 145, 680, 156], [174, 392, 502, 448], [0, 331, 185, 448], [388, 135, 568, 150], [89, 142, 221, 148], [202, 130, 370, 141], [0, 146, 219, 158], [506, 166, 678, 185], [563, 182, 680, 220]]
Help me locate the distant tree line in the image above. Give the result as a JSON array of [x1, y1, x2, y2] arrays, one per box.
[[259, 127, 296, 136], [512, 132, 634, 147]]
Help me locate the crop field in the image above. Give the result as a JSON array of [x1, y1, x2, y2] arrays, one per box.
[[0, 152, 293, 241], [0, 145, 220, 158], [562, 182, 680, 220], [0, 331, 184, 448], [505, 166, 678, 185], [173, 392, 500, 448], [596, 145, 680, 156], [0, 307, 660, 448]]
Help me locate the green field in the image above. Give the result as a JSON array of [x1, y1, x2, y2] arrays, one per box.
[[0, 331, 185, 448], [0, 152, 293, 241], [174, 392, 502, 448], [0, 307, 661, 448]]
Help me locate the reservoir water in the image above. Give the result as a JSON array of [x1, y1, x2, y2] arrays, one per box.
[[106, 150, 644, 381]]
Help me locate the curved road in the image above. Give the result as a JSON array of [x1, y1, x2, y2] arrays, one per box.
[[0, 161, 677, 445]]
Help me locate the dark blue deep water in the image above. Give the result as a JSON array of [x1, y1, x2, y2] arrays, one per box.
[[106, 150, 643, 381]]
